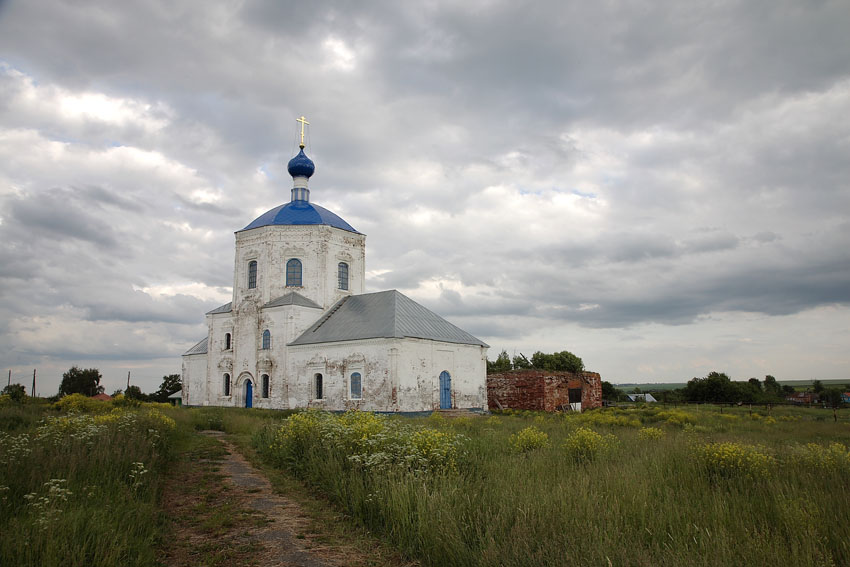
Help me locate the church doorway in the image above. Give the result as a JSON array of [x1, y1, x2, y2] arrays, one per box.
[[439, 371, 452, 409], [244, 380, 253, 408]]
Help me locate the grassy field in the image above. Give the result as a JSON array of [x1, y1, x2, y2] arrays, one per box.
[[254, 405, 850, 567], [0, 395, 178, 566], [4, 397, 849, 566]]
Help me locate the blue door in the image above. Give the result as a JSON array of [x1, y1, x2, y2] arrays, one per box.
[[245, 380, 253, 408], [439, 371, 451, 409]]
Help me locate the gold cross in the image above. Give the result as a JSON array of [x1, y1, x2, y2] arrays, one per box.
[[296, 115, 310, 148]]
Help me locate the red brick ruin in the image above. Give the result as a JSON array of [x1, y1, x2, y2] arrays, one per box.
[[487, 370, 603, 412]]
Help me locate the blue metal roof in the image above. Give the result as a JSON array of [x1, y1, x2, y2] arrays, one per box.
[[240, 201, 360, 233]]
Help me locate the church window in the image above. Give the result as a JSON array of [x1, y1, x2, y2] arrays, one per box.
[[224, 333, 231, 350], [262, 329, 271, 350], [350, 372, 361, 399], [261, 374, 269, 398], [223, 373, 231, 396], [248, 261, 257, 289], [286, 259, 302, 287], [338, 262, 349, 290], [315, 373, 323, 399]]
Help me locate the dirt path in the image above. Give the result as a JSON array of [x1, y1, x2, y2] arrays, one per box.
[[161, 431, 387, 567], [206, 431, 359, 567]]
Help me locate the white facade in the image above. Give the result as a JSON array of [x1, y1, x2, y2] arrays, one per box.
[[182, 144, 488, 412]]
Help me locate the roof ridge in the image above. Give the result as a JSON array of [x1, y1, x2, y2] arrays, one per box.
[[311, 295, 351, 332]]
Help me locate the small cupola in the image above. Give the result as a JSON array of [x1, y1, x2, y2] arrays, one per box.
[[289, 116, 314, 203]]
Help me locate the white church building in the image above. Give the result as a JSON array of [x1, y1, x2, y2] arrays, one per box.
[[182, 123, 488, 412]]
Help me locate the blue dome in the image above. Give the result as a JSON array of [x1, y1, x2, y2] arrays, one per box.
[[287, 148, 315, 178], [240, 201, 360, 233]]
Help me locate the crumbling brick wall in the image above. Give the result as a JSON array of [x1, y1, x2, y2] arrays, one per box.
[[487, 370, 602, 411]]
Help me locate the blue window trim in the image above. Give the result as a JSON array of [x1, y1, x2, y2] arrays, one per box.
[[286, 258, 302, 287]]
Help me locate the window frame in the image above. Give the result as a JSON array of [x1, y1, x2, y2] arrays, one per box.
[[349, 371, 362, 400], [247, 260, 258, 289], [314, 373, 323, 400], [286, 258, 302, 287], [338, 262, 349, 290], [261, 374, 270, 398], [223, 373, 231, 397], [224, 332, 231, 350], [262, 329, 271, 350]]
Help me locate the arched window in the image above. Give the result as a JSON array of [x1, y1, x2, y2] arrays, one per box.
[[286, 259, 302, 287], [338, 262, 349, 290], [224, 333, 231, 350], [223, 373, 231, 396], [261, 374, 270, 398], [315, 373, 323, 400], [248, 260, 258, 289], [262, 329, 271, 350], [350, 372, 361, 400]]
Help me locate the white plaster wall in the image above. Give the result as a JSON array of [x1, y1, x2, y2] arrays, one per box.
[[206, 311, 235, 406], [286, 338, 488, 412], [232, 225, 365, 311], [251, 303, 323, 409], [181, 353, 207, 406], [396, 339, 488, 411], [286, 339, 396, 411]]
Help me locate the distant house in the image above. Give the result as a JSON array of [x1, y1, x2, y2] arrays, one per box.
[[841, 392, 850, 404], [786, 392, 816, 405], [168, 389, 183, 406], [626, 393, 657, 403], [92, 393, 112, 401]]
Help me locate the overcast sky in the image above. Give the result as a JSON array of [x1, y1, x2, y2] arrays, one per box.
[[1, 0, 849, 395]]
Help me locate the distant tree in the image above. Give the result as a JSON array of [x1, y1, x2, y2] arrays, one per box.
[[151, 374, 182, 403], [58, 366, 104, 397], [124, 385, 148, 401], [684, 372, 742, 403], [781, 384, 795, 395], [487, 350, 513, 374], [111, 389, 123, 397], [531, 350, 584, 373], [512, 353, 532, 370], [812, 380, 825, 394], [662, 389, 686, 404], [748, 378, 762, 392], [2, 383, 26, 402], [821, 388, 843, 409], [763, 375, 780, 396], [601, 381, 621, 402]]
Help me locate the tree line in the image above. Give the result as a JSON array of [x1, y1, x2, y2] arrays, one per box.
[[487, 349, 585, 374], [602, 371, 847, 407], [1, 366, 181, 403]]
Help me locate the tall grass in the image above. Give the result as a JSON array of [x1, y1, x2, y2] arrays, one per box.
[[0, 398, 179, 566], [256, 406, 850, 566]]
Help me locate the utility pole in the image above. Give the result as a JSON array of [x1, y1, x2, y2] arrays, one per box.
[[7, 369, 10, 387], [127, 371, 131, 390], [32, 369, 36, 398]]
